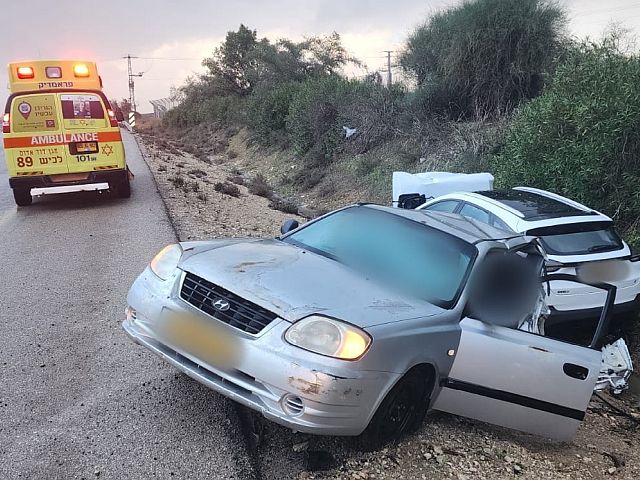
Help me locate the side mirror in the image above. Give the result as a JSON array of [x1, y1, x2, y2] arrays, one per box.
[[280, 219, 299, 235], [115, 111, 125, 122], [397, 193, 426, 209]]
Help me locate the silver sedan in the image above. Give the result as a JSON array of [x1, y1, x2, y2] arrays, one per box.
[[123, 205, 614, 446]]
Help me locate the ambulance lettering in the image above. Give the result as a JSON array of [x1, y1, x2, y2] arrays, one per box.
[[69, 133, 98, 142], [31, 134, 65, 145]]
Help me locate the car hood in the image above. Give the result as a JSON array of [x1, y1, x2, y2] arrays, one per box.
[[178, 238, 444, 328]]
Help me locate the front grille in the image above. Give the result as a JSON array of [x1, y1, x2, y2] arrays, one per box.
[[180, 272, 277, 335]]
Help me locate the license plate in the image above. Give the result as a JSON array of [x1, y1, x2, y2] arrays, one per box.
[[76, 141, 98, 153], [159, 310, 241, 369]]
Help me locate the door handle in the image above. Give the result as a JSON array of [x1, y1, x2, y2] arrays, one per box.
[[563, 363, 589, 380]]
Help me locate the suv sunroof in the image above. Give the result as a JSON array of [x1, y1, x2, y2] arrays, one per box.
[[477, 190, 597, 220]]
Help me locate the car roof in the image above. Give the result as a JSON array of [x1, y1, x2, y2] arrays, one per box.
[[364, 204, 520, 244], [475, 188, 598, 221]]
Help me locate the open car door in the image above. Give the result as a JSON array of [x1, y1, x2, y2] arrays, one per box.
[[432, 264, 617, 441]]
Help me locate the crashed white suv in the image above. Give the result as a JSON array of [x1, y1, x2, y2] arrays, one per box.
[[412, 187, 640, 325]]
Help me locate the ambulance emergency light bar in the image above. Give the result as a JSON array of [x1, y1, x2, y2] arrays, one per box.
[[8, 60, 102, 93]]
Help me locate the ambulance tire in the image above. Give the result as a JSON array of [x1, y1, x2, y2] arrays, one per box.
[[13, 188, 32, 206], [114, 177, 131, 199]]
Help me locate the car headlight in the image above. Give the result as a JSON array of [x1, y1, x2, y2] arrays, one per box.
[[149, 243, 183, 280], [285, 315, 371, 360]]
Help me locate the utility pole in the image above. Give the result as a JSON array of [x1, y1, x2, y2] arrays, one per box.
[[124, 54, 143, 113], [384, 50, 393, 87]]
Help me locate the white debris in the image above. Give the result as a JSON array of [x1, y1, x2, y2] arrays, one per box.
[[343, 126, 357, 138], [595, 338, 633, 395]]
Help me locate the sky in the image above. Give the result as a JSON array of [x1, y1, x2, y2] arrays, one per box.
[[2, 0, 640, 113]]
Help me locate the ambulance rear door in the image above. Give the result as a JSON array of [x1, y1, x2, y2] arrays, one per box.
[[5, 93, 70, 176], [58, 92, 124, 174]]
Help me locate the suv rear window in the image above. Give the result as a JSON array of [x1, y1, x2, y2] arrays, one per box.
[[527, 222, 623, 256]]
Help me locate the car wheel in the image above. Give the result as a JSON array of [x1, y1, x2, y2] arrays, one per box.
[[13, 188, 32, 206], [114, 176, 131, 198], [358, 369, 430, 450]]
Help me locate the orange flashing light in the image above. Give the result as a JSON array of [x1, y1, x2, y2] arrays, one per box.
[[73, 64, 90, 77], [17, 66, 34, 79]]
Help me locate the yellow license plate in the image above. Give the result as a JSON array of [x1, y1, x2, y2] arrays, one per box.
[[77, 142, 98, 153], [160, 310, 241, 368]]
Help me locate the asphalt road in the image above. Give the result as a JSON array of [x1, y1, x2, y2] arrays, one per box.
[[0, 132, 255, 479]]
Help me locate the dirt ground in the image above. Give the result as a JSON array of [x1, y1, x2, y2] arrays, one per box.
[[135, 131, 640, 480]]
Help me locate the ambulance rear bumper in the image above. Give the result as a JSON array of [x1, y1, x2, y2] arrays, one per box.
[[9, 169, 128, 190]]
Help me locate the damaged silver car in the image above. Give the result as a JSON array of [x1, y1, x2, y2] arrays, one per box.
[[123, 205, 618, 445]]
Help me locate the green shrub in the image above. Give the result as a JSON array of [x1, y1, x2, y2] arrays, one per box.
[[285, 76, 350, 157], [492, 38, 640, 235], [401, 0, 566, 119], [248, 82, 301, 141]]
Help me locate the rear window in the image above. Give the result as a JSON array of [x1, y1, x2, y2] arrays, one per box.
[[527, 222, 623, 256], [60, 94, 105, 120]]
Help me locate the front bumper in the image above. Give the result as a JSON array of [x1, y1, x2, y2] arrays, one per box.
[[123, 268, 398, 436]]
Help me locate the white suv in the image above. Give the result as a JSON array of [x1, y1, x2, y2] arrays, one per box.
[[414, 187, 640, 325]]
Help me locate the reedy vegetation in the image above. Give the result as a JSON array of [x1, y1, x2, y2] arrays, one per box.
[[164, 0, 640, 245]]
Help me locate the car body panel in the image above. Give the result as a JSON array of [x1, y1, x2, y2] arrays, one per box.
[[432, 317, 601, 441], [178, 238, 444, 327]]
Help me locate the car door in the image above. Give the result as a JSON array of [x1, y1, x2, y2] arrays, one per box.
[[431, 259, 616, 440]]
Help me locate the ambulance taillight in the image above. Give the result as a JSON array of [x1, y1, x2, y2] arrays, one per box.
[[17, 66, 34, 79], [73, 64, 90, 77], [107, 109, 119, 127], [2, 113, 10, 133]]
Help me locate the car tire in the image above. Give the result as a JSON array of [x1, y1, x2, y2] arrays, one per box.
[[13, 188, 32, 206], [114, 176, 131, 198], [358, 369, 431, 451]]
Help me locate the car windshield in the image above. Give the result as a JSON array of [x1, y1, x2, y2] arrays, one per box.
[[283, 206, 477, 308], [527, 222, 623, 256]]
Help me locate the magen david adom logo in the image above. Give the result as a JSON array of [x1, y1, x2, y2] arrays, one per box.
[[18, 102, 32, 120]]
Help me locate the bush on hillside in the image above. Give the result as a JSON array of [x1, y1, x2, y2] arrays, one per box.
[[492, 38, 640, 240], [401, 0, 566, 119]]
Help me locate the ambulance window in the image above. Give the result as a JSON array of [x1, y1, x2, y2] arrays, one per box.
[[10, 94, 58, 133], [60, 94, 105, 119]]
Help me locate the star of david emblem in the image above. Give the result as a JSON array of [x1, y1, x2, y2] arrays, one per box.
[[101, 144, 114, 156]]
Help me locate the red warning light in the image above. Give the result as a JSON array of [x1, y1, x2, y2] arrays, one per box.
[[17, 66, 35, 79]]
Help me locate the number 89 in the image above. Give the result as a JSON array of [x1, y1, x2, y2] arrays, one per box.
[[16, 156, 33, 168]]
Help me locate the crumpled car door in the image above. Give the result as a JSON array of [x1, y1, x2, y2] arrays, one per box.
[[432, 271, 616, 441]]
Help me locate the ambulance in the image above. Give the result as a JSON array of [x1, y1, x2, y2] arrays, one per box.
[[2, 60, 129, 206]]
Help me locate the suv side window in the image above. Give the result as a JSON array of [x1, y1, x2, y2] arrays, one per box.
[[424, 200, 460, 213], [460, 203, 491, 224], [491, 215, 513, 232]]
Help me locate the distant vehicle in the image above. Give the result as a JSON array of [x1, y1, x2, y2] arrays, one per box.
[[2, 60, 129, 206], [393, 172, 640, 325], [123, 205, 616, 446]]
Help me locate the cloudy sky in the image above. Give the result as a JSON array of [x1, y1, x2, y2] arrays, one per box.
[[2, 0, 640, 113]]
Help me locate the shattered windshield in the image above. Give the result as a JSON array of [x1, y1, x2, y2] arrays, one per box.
[[283, 206, 477, 308]]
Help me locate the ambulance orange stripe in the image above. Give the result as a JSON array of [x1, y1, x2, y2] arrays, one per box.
[[3, 131, 122, 149]]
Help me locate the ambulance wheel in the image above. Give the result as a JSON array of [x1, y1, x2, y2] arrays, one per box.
[[114, 177, 131, 198], [13, 188, 32, 206]]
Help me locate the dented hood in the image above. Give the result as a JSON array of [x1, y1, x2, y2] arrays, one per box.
[[178, 238, 443, 328]]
